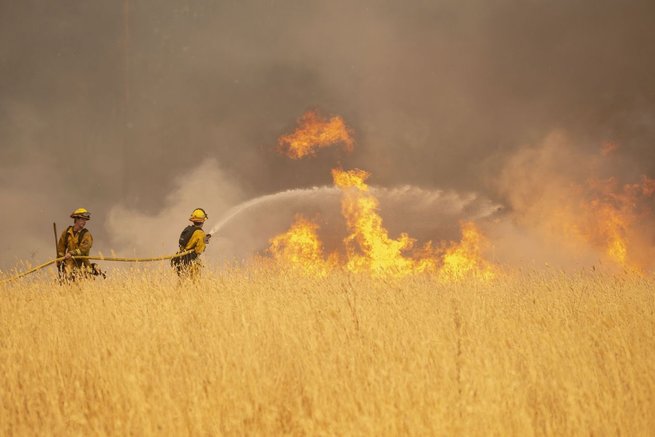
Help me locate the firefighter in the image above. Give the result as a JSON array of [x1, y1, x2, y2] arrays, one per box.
[[172, 208, 211, 279], [57, 208, 99, 281]]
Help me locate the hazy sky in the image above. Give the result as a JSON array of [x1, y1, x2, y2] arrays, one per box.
[[1, 0, 654, 269]]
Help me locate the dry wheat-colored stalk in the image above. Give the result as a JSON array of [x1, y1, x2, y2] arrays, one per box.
[[1, 265, 653, 435]]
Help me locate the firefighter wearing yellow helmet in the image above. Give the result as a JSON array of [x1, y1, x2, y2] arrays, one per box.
[[56, 208, 95, 281], [171, 208, 211, 279]]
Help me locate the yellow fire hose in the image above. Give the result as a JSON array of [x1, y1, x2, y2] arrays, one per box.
[[0, 250, 194, 284]]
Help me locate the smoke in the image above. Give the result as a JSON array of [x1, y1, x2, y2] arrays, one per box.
[[1, 0, 655, 270], [490, 131, 655, 270], [0, 160, 66, 269], [106, 159, 242, 258]]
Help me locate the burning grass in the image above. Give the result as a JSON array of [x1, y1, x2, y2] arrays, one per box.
[[268, 168, 498, 279], [1, 266, 654, 435]]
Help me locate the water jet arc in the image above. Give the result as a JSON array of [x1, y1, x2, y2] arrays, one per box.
[[210, 186, 337, 235]]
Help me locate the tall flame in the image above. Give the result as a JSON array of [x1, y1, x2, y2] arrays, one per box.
[[268, 169, 498, 279], [332, 168, 434, 276], [277, 110, 354, 159]]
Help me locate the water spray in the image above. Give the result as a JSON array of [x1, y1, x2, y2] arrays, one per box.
[[209, 186, 339, 235], [209, 184, 499, 236]]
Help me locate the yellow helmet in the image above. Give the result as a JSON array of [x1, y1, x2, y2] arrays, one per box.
[[189, 208, 208, 223], [70, 208, 91, 220]]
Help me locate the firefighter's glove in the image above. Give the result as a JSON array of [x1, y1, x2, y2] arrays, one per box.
[[204, 233, 212, 244]]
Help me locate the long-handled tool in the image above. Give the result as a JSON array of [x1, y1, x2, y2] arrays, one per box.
[[53, 222, 62, 279], [53, 222, 59, 255]]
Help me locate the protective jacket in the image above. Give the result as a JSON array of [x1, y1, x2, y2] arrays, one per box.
[[172, 225, 206, 277], [183, 226, 206, 255], [57, 226, 93, 272]]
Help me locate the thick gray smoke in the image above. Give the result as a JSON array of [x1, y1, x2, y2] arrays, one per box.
[[1, 0, 654, 270]]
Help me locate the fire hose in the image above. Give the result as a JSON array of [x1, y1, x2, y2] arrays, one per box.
[[0, 250, 194, 284]]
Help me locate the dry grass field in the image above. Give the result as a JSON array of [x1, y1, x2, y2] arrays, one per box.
[[1, 266, 654, 435]]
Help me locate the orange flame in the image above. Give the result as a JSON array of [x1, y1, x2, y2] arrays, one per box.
[[499, 135, 655, 272], [576, 176, 655, 269], [277, 110, 354, 159], [544, 175, 655, 271], [271, 111, 498, 278], [268, 169, 498, 279], [268, 215, 334, 276], [332, 168, 434, 276], [440, 221, 497, 280]]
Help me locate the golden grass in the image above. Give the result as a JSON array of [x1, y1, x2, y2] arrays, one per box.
[[1, 266, 654, 435]]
